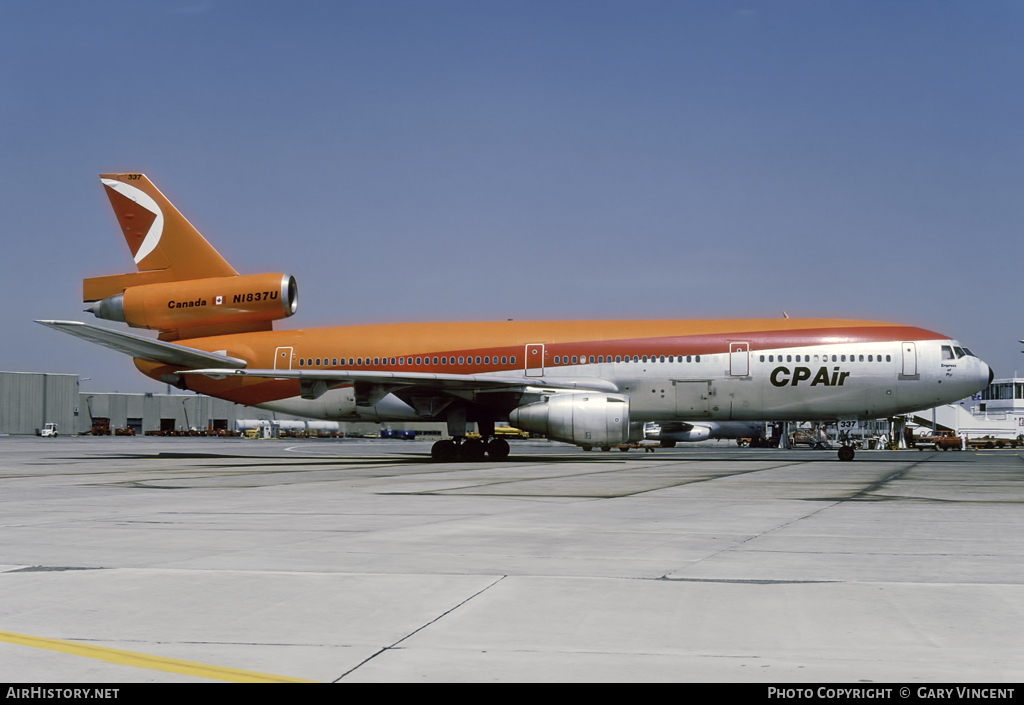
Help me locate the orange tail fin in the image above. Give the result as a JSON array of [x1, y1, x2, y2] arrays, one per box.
[[84, 173, 237, 301]]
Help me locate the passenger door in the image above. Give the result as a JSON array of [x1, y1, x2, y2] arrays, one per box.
[[902, 342, 917, 377], [274, 347, 293, 378], [729, 342, 749, 377], [525, 344, 544, 377]]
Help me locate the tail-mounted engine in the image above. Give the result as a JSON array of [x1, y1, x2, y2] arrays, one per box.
[[508, 393, 631, 447], [87, 272, 297, 340]]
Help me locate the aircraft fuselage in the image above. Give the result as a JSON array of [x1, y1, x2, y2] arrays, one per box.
[[134, 319, 991, 426]]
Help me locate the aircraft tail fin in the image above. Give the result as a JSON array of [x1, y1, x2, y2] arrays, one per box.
[[84, 173, 237, 301]]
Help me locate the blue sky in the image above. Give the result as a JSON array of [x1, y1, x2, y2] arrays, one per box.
[[2, 1, 1022, 392]]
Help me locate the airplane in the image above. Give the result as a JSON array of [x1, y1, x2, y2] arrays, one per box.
[[644, 421, 765, 447], [39, 173, 993, 463]]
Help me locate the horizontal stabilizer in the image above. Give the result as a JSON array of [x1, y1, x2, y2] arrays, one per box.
[[35, 320, 247, 370], [176, 367, 619, 393]]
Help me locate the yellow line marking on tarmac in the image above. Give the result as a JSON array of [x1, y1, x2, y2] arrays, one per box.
[[0, 629, 315, 682]]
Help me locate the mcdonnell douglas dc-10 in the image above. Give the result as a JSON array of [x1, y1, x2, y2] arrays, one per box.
[[40, 174, 993, 462]]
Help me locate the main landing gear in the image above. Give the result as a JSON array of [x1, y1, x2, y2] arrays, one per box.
[[431, 436, 510, 462]]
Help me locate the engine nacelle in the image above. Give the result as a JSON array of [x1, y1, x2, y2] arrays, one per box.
[[508, 393, 630, 447], [88, 273, 297, 334]]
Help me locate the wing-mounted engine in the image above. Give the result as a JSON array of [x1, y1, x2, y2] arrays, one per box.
[[508, 392, 631, 447], [87, 272, 297, 341]]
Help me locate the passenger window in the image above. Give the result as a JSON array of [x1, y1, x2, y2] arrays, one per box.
[[299, 359, 305, 366], [787, 355, 792, 362], [501, 356, 507, 364], [441, 357, 447, 365], [695, 356, 700, 362], [686, 356, 691, 362], [589, 356, 595, 363], [459, 357, 465, 364], [615, 356, 621, 363], [572, 356, 578, 364], [432, 357, 438, 364], [511, 356, 516, 364], [760, 355, 765, 362], [832, 355, 837, 362], [886, 355, 891, 362]]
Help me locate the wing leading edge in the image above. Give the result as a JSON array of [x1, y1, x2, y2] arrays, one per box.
[[35, 320, 247, 370]]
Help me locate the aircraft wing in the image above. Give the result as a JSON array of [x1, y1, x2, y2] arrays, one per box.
[[35, 320, 248, 370], [177, 367, 620, 399]]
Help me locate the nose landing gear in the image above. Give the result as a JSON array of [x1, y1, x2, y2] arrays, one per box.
[[838, 446, 855, 462]]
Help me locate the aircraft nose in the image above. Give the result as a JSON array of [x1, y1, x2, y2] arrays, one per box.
[[989, 365, 995, 386]]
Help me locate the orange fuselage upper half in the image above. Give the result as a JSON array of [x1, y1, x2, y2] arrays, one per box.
[[133, 318, 945, 406]]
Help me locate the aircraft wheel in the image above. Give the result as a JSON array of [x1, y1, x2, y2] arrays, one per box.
[[581, 445, 593, 451], [659, 440, 676, 448], [600, 446, 611, 452], [460, 438, 486, 462], [838, 446, 855, 462], [619, 446, 630, 452], [486, 438, 510, 461], [431, 439, 458, 462]]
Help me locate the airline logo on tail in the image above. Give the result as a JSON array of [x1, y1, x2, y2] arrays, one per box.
[[100, 177, 164, 266]]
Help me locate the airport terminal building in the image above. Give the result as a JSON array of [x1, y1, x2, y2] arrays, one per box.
[[0, 370, 443, 437], [0, 370, 264, 436]]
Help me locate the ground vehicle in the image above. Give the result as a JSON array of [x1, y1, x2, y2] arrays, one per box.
[[493, 426, 530, 439], [932, 431, 962, 450], [381, 428, 415, 440], [90, 418, 111, 436], [39, 423, 58, 438]]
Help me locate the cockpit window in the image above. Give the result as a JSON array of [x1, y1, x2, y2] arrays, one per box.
[[953, 347, 966, 358], [941, 345, 954, 360], [962, 348, 974, 357]]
